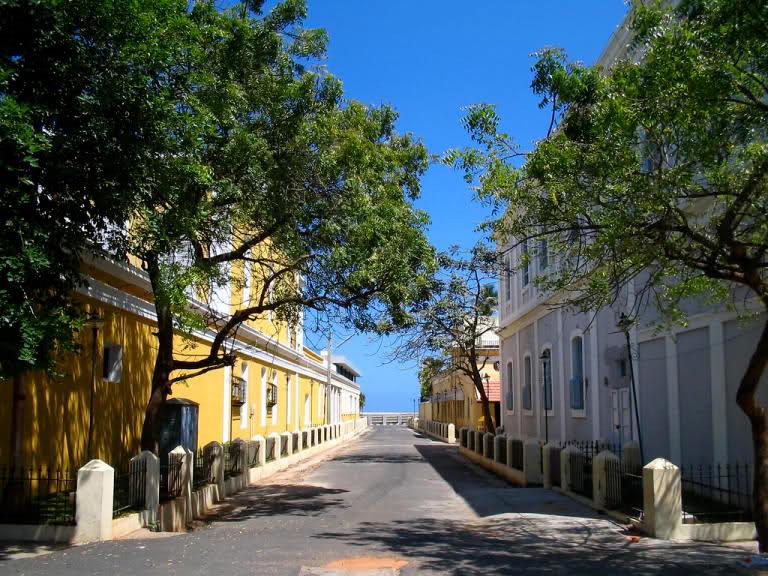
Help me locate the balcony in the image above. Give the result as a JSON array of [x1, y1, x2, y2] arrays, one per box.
[[266, 383, 278, 407], [231, 375, 246, 406]]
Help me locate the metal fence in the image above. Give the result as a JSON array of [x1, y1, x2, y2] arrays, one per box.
[[509, 439, 524, 471], [568, 450, 593, 499], [193, 447, 216, 490], [224, 442, 242, 479], [113, 459, 147, 517], [160, 453, 183, 501], [265, 437, 276, 462], [548, 446, 561, 486], [604, 457, 643, 520], [0, 466, 77, 525], [248, 442, 261, 469], [681, 463, 752, 524]]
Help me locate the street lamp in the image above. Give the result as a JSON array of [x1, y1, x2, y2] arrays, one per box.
[[85, 311, 104, 461], [539, 350, 550, 445]]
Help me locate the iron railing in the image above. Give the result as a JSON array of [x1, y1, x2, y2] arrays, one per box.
[[248, 441, 261, 468], [159, 453, 183, 501], [509, 439, 524, 470], [224, 442, 241, 479], [0, 466, 76, 525], [548, 445, 561, 486], [568, 450, 593, 499], [113, 459, 147, 517], [193, 446, 216, 490], [604, 457, 643, 520], [681, 463, 752, 523], [265, 436, 276, 462]]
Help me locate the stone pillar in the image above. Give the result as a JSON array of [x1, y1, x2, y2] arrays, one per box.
[[250, 435, 266, 466], [623, 441, 642, 473], [182, 447, 194, 515], [131, 451, 159, 527], [643, 458, 682, 539], [448, 423, 456, 444], [560, 445, 581, 492], [75, 459, 114, 543], [206, 441, 224, 499], [523, 439, 542, 485], [541, 443, 558, 489], [483, 432, 494, 460], [593, 450, 620, 508]]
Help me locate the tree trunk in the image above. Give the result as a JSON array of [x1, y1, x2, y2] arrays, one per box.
[[140, 258, 175, 455], [736, 316, 768, 553], [473, 374, 495, 434], [9, 373, 25, 469]]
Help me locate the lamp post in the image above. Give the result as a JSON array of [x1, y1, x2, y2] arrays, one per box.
[[85, 311, 104, 461], [482, 373, 490, 430], [539, 350, 550, 445]]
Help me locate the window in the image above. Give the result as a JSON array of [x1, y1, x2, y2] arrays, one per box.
[[570, 336, 585, 411], [266, 381, 278, 407], [541, 349, 552, 412], [523, 355, 532, 411], [505, 361, 514, 412], [521, 241, 530, 287], [539, 239, 548, 270], [102, 344, 122, 383]]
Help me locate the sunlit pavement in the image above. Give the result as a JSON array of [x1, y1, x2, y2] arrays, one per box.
[[0, 427, 754, 575]]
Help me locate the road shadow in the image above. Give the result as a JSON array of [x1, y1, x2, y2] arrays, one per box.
[[330, 454, 426, 464], [0, 542, 69, 563], [315, 516, 748, 575], [209, 483, 348, 521]]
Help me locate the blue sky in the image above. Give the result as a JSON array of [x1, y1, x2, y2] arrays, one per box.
[[300, 1, 629, 412]]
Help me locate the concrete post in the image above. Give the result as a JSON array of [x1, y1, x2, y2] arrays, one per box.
[[131, 451, 159, 527], [448, 423, 456, 444], [643, 458, 682, 539], [250, 435, 266, 466], [523, 439, 542, 485], [623, 441, 642, 473], [483, 432, 494, 460], [593, 450, 619, 508], [205, 441, 224, 499], [182, 447, 194, 515], [560, 445, 581, 492], [541, 443, 558, 489], [75, 459, 114, 543]]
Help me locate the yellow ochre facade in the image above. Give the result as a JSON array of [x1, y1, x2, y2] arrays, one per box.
[[0, 255, 361, 470]]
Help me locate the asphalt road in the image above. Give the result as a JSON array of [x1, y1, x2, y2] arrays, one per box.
[[0, 427, 754, 575]]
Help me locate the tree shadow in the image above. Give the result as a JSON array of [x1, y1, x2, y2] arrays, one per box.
[[206, 483, 348, 521], [330, 454, 426, 464], [315, 517, 749, 575]]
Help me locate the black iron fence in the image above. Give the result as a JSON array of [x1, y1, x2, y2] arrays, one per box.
[[509, 439, 524, 471], [604, 457, 643, 520], [548, 446, 561, 486], [265, 436, 276, 462], [113, 459, 147, 517], [0, 466, 77, 525], [560, 440, 622, 461], [193, 447, 216, 490], [681, 463, 752, 524], [160, 453, 183, 501], [568, 450, 593, 499], [224, 442, 242, 479], [496, 438, 507, 465], [292, 433, 299, 453], [248, 442, 261, 469]]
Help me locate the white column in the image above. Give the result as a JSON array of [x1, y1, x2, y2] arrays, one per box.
[[287, 375, 291, 427], [557, 309, 567, 441], [590, 315, 600, 440], [710, 321, 728, 464], [222, 366, 232, 442], [665, 335, 681, 464], [516, 332, 522, 437], [75, 460, 114, 543], [260, 368, 267, 427], [295, 371, 301, 426]]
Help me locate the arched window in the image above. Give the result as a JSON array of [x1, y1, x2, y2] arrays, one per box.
[[570, 336, 585, 411], [506, 361, 514, 412], [523, 354, 532, 411]]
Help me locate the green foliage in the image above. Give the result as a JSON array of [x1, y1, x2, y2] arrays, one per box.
[[418, 357, 443, 399], [450, 0, 768, 326], [358, 392, 366, 410], [0, 0, 188, 376]]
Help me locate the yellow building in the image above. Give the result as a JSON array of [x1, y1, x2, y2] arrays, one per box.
[[419, 328, 500, 430], [0, 255, 361, 470]]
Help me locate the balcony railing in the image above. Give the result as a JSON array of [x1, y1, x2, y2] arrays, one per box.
[[231, 375, 246, 406]]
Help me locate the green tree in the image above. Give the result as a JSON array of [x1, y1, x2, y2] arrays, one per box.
[[120, 0, 435, 453], [0, 0, 183, 377], [395, 243, 499, 432], [359, 392, 366, 411], [450, 0, 768, 548]]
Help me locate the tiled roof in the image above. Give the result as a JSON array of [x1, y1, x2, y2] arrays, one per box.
[[476, 380, 500, 402]]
